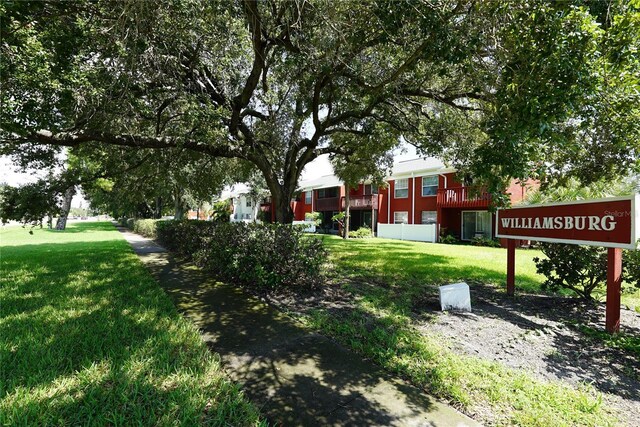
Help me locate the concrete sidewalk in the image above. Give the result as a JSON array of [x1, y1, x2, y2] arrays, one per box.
[[117, 226, 480, 427]]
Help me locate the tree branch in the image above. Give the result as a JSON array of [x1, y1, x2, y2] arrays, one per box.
[[230, 0, 267, 133], [5, 130, 241, 159]]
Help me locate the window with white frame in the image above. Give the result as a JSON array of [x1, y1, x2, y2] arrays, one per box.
[[246, 199, 252, 207], [305, 191, 312, 204], [422, 176, 438, 196], [394, 211, 408, 224], [421, 211, 437, 224], [394, 179, 408, 198]]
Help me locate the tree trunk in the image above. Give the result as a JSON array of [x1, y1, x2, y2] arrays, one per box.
[[174, 202, 185, 220], [173, 187, 185, 220], [269, 184, 294, 224], [55, 186, 75, 230], [343, 186, 351, 239], [47, 214, 53, 229], [154, 197, 162, 219]]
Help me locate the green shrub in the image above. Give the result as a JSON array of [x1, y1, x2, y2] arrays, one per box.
[[156, 220, 327, 290], [155, 220, 211, 253], [348, 226, 373, 239], [257, 209, 271, 223], [439, 234, 459, 244], [534, 243, 640, 300], [626, 248, 640, 289], [132, 219, 160, 239], [470, 236, 501, 247], [210, 200, 232, 223], [305, 211, 323, 226]]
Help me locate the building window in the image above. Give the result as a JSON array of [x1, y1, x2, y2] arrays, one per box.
[[246, 199, 252, 207], [305, 191, 312, 204], [394, 179, 408, 198], [394, 211, 408, 224], [461, 211, 492, 240], [421, 211, 437, 225], [422, 176, 438, 196], [362, 184, 379, 195], [318, 187, 338, 198]]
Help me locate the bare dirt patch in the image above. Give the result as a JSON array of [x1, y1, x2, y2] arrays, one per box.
[[413, 282, 640, 426]]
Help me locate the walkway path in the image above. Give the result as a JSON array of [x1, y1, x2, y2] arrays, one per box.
[[117, 226, 480, 426]]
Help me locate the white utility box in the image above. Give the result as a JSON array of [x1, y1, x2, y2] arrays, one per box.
[[439, 282, 471, 312]]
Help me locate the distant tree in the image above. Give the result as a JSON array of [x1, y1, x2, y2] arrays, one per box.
[[0, 158, 79, 230], [83, 149, 248, 220], [2, 1, 637, 222], [525, 176, 638, 204], [0, 180, 59, 227], [330, 124, 394, 238]]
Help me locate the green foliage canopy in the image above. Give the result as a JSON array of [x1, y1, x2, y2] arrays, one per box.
[[1, 0, 638, 221]]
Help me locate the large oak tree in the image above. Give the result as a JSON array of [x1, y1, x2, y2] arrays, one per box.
[[2, 0, 638, 222]]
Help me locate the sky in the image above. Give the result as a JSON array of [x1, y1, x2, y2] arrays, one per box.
[[300, 142, 418, 181]]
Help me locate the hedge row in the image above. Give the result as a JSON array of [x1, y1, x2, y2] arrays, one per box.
[[118, 218, 160, 239], [132, 219, 160, 239], [156, 220, 326, 290]]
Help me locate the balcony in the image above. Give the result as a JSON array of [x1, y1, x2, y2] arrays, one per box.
[[437, 187, 491, 208], [315, 197, 340, 211], [342, 194, 379, 210]]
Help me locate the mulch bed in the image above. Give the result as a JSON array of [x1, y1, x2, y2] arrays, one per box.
[[416, 283, 640, 426], [259, 279, 640, 425]]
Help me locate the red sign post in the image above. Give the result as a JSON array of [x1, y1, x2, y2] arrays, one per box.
[[496, 195, 639, 333]]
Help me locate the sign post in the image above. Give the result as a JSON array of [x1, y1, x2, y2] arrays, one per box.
[[496, 195, 639, 333], [606, 248, 623, 333], [506, 239, 516, 296]]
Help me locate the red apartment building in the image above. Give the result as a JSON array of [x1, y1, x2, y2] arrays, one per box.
[[261, 158, 535, 241]]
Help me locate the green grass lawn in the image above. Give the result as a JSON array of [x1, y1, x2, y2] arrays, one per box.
[[302, 236, 621, 426], [319, 235, 640, 308], [0, 222, 263, 426]]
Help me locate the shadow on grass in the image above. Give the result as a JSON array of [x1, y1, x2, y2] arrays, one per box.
[[137, 251, 451, 426], [318, 237, 525, 319], [0, 236, 257, 425], [315, 237, 640, 410]]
